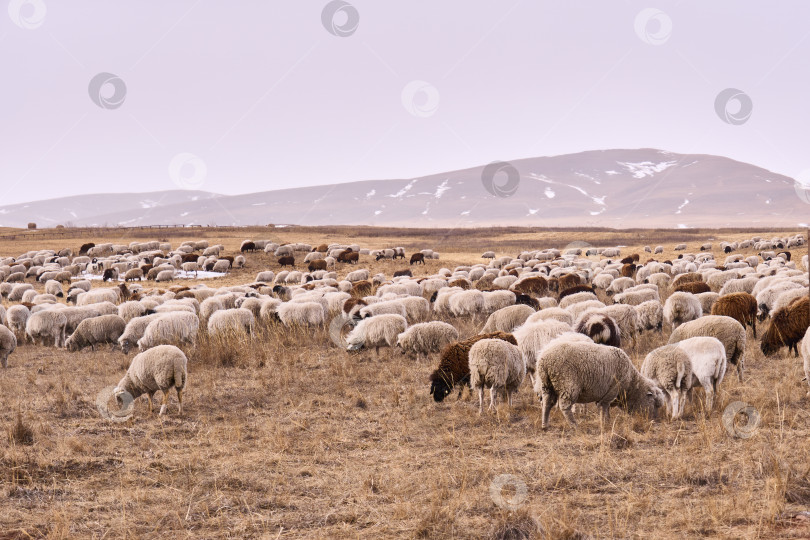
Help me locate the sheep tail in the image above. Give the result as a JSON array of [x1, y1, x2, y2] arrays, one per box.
[[676, 360, 686, 389]]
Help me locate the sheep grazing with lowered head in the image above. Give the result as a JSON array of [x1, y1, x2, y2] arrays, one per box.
[[428, 331, 517, 402], [575, 312, 621, 347], [137, 311, 200, 352], [207, 308, 255, 338], [668, 315, 746, 382], [346, 314, 408, 357], [26, 310, 67, 347], [0, 325, 17, 368], [395, 321, 459, 361], [674, 337, 727, 412], [535, 340, 666, 430], [635, 300, 663, 331], [114, 345, 187, 416], [641, 345, 693, 420], [468, 338, 525, 414], [481, 304, 535, 334], [410, 253, 425, 265], [711, 292, 758, 338], [66, 314, 127, 352], [663, 292, 703, 329], [276, 302, 326, 327], [514, 319, 577, 386], [675, 282, 711, 295], [760, 296, 809, 357]]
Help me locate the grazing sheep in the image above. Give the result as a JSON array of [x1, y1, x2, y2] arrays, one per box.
[[137, 312, 200, 351], [614, 288, 659, 306], [559, 291, 598, 309], [575, 312, 621, 347], [276, 301, 326, 327], [514, 319, 575, 386], [674, 282, 711, 295], [668, 315, 746, 382], [641, 345, 693, 419], [66, 314, 127, 352], [481, 304, 535, 334], [526, 307, 573, 326], [118, 314, 161, 354], [410, 253, 425, 265], [45, 280, 64, 298], [760, 296, 809, 357], [468, 339, 525, 414], [536, 340, 666, 430], [635, 300, 664, 331], [278, 256, 295, 267], [428, 332, 517, 402], [711, 292, 758, 338], [663, 292, 703, 329], [114, 345, 187, 415], [395, 321, 459, 361], [448, 290, 485, 318], [124, 268, 144, 282], [26, 310, 67, 347], [77, 288, 119, 307], [346, 314, 408, 356], [357, 300, 407, 321], [6, 305, 30, 338], [0, 325, 16, 368], [598, 304, 641, 347], [674, 337, 727, 412], [207, 308, 255, 337]]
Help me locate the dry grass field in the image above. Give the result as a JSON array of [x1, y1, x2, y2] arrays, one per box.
[[1, 226, 809, 539]]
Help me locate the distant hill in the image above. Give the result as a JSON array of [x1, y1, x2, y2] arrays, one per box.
[[1, 149, 806, 228]]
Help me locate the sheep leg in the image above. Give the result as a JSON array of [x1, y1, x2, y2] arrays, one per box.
[[597, 403, 610, 432], [477, 387, 484, 415], [489, 386, 497, 411], [541, 393, 555, 429], [559, 397, 577, 428], [177, 388, 183, 414], [159, 391, 169, 415], [704, 383, 714, 413], [751, 317, 756, 339], [669, 391, 680, 420], [146, 394, 153, 415], [736, 362, 744, 383]]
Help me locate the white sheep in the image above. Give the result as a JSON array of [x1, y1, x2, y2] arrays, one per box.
[[45, 279, 64, 298], [358, 300, 407, 321], [114, 345, 187, 415], [395, 321, 458, 361], [635, 300, 663, 331], [26, 310, 67, 347], [346, 314, 408, 356], [6, 305, 30, 338], [640, 345, 693, 420], [614, 288, 659, 306], [0, 324, 17, 368], [76, 288, 119, 306], [207, 308, 255, 337], [118, 301, 147, 323], [276, 301, 326, 327], [449, 290, 485, 318], [468, 338, 525, 414], [559, 291, 598, 309], [674, 336, 727, 412], [525, 307, 573, 326], [514, 318, 574, 386], [535, 340, 666, 430], [118, 314, 161, 354], [137, 312, 200, 352], [66, 314, 127, 352], [663, 292, 703, 329], [481, 304, 535, 334], [668, 315, 746, 383]]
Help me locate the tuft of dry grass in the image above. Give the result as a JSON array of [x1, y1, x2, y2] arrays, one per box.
[[8, 412, 34, 446]]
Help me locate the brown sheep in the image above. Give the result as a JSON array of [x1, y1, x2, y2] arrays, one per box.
[[343, 297, 368, 315], [760, 296, 809, 356], [428, 331, 518, 402], [448, 278, 472, 290], [671, 272, 704, 288], [314, 244, 329, 253], [675, 282, 711, 294], [559, 285, 595, 300], [278, 256, 295, 267], [621, 264, 637, 278], [394, 269, 413, 278], [410, 253, 425, 265], [181, 253, 198, 263], [515, 294, 540, 310], [512, 276, 548, 296], [338, 251, 359, 264], [547, 277, 560, 294], [240, 241, 256, 253], [559, 274, 581, 290], [308, 260, 327, 272], [78, 242, 95, 255], [351, 280, 373, 298], [711, 292, 758, 338]]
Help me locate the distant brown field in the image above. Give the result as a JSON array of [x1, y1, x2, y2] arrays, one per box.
[[1, 226, 808, 538]]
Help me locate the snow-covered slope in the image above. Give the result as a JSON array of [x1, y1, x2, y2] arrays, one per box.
[[0, 150, 805, 228]]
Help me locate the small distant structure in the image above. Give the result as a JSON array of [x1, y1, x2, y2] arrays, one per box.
[[27, 222, 36, 230]]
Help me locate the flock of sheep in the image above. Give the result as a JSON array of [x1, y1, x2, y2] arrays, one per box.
[[0, 233, 808, 431]]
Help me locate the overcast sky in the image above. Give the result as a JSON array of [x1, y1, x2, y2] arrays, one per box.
[[1, 1, 808, 205]]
